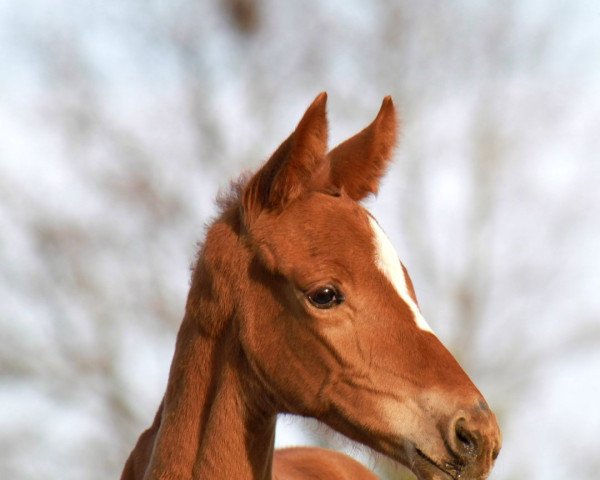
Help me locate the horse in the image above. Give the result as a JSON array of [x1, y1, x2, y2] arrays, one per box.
[[120, 93, 501, 480]]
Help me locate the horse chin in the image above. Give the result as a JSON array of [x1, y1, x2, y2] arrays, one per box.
[[407, 449, 458, 480], [322, 409, 457, 480], [373, 438, 458, 480], [351, 429, 458, 480]]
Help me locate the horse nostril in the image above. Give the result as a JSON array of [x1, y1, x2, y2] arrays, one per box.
[[446, 403, 501, 475], [451, 417, 481, 461], [492, 445, 500, 461]]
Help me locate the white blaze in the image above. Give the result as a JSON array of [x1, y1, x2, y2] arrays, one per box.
[[368, 216, 435, 334]]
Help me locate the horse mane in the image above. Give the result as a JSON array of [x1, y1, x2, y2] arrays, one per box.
[[188, 172, 250, 283], [215, 171, 253, 214]]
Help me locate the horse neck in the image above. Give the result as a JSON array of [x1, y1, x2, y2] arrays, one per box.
[[194, 335, 276, 479], [145, 214, 277, 480]]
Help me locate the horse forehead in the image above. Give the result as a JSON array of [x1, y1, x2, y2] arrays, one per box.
[[264, 196, 374, 275], [280, 194, 372, 242]]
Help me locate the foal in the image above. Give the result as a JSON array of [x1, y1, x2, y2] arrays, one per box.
[[121, 93, 501, 480]]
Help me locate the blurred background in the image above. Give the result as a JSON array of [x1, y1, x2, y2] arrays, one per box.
[[1, 1, 599, 479]]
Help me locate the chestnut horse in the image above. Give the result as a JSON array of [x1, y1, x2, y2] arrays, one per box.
[[121, 93, 501, 480]]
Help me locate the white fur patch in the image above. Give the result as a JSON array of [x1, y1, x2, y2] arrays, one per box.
[[368, 216, 434, 334]]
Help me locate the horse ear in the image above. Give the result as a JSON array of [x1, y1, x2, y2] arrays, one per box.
[[328, 96, 397, 201], [242, 92, 329, 223]]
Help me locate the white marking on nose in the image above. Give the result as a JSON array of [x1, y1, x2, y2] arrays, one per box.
[[368, 216, 435, 334]]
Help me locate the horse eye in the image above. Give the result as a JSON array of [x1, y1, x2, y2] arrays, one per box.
[[307, 286, 344, 309]]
